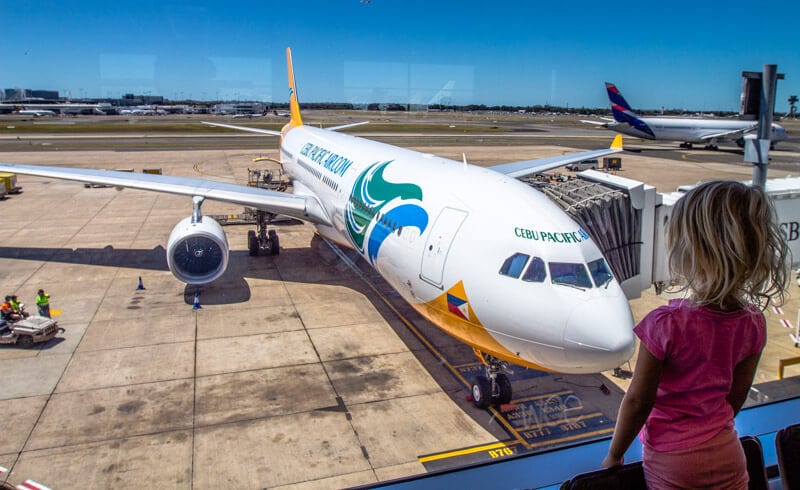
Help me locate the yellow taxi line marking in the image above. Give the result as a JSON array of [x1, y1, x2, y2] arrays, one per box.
[[510, 412, 605, 430], [419, 442, 509, 463], [525, 427, 615, 450], [510, 390, 573, 403]]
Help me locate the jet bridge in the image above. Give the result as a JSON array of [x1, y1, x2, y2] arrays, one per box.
[[525, 172, 800, 300]]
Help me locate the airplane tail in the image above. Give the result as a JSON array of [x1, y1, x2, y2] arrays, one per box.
[[286, 47, 303, 128], [605, 82, 637, 122], [604, 82, 654, 137]]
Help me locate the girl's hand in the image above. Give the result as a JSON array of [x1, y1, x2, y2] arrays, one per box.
[[601, 453, 623, 469]]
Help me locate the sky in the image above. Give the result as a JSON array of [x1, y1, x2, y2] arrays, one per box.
[[1, 0, 798, 112]]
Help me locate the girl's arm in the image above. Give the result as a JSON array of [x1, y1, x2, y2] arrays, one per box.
[[602, 343, 663, 468], [726, 352, 762, 416]]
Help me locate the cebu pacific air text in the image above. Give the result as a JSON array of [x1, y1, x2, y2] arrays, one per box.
[[299, 142, 354, 177]]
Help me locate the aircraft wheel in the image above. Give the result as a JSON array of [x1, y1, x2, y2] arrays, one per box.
[[471, 375, 492, 409], [269, 231, 280, 255], [494, 373, 512, 405], [247, 230, 258, 256], [17, 335, 34, 348]]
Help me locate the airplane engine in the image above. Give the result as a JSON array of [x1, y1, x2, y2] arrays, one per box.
[[166, 216, 229, 285]]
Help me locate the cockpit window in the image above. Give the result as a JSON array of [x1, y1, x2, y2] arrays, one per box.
[[499, 253, 530, 278], [548, 262, 592, 289], [522, 257, 546, 282], [588, 258, 614, 287]]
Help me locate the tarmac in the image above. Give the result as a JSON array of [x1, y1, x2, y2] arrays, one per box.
[[1, 121, 799, 489]]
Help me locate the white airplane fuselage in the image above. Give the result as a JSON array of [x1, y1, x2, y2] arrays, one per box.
[[279, 124, 635, 374], [610, 117, 788, 145]]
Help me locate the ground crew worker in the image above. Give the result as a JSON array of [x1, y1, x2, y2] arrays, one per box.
[[1, 296, 20, 321], [9, 295, 28, 318], [36, 289, 51, 317]]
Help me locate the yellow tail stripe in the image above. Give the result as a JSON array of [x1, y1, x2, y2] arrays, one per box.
[[286, 47, 303, 127]]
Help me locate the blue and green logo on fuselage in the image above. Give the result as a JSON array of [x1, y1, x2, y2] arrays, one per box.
[[345, 161, 429, 263]]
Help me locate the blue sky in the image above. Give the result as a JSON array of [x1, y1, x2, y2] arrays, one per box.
[[1, 1, 798, 112]]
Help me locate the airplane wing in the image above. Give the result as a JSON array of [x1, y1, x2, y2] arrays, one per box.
[[202, 121, 369, 134], [326, 121, 369, 131], [580, 120, 610, 126], [0, 162, 332, 226], [202, 122, 282, 135], [698, 126, 755, 141], [489, 134, 623, 178]]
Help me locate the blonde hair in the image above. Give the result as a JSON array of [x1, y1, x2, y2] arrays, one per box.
[[667, 180, 789, 311]]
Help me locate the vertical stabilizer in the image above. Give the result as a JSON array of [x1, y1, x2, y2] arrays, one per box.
[[286, 47, 303, 127], [605, 82, 635, 114], [605, 82, 654, 137]]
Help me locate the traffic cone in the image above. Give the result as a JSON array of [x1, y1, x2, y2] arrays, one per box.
[[192, 291, 201, 310], [136, 276, 145, 290]]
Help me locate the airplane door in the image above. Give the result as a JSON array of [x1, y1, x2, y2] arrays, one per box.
[[420, 207, 468, 288]]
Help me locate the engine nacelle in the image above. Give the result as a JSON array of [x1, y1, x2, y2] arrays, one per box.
[[166, 216, 229, 285]]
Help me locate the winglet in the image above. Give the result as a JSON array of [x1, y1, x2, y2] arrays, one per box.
[[610, 134, 623, 150], [286, 47, 303, 127]]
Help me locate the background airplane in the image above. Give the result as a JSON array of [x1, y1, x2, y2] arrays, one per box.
[[14, 109, 56, 117], [0, 49, 635, 408], [582, 82, 788, 150]]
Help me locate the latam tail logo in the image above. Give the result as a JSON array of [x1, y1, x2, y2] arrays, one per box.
[[605, 83, 655, 138], [345, 161, 429, 264]]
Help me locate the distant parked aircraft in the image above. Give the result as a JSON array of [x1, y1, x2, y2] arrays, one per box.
[[14, 109, 56, 117], [582, 82, 788, 150]]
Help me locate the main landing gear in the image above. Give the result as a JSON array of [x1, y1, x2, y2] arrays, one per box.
[[679, 142, 693, 149], [470, 350, 513, 409], [248, 210, 280, 256]]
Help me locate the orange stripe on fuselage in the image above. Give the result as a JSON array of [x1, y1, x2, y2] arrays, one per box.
[[413, 281, 552, 372]]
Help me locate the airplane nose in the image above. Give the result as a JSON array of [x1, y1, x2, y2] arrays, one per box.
[[563, 298, 635, 370]]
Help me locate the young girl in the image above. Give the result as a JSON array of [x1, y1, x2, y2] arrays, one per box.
[[602, 180, 789, 488]]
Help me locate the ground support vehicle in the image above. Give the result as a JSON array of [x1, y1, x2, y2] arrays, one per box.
[[0, 316, 61, 347]]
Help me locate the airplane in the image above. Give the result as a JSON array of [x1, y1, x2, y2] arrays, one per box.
[[0, 48, 635, 408], [582, 82, 788, 150], [14, 109, 56, 117], [1, 103, 109, 116]]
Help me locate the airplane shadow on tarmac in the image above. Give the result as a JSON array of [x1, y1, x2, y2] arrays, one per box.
[[0, 227, 371, 308]]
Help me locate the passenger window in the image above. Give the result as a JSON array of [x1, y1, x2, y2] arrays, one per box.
[[588, 258, 614, 287], [522, 257, 546, 282], [548, 262, 592, 289], [499, 253, 530, 279]]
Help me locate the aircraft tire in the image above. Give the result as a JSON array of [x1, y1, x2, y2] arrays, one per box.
[[248, 230, 258, 256], [269, 233, 280, 255], [494, 373, 512, 405], [472, 375, 492, 409]]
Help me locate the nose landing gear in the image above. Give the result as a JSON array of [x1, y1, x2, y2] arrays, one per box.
[[470, 351, 514, 409]]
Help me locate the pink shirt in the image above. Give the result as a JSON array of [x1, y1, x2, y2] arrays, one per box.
[[634, 299, 766, 452]]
